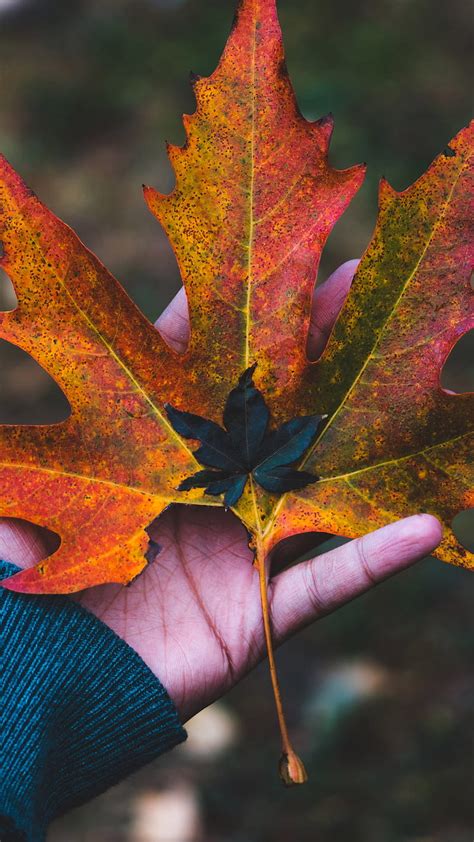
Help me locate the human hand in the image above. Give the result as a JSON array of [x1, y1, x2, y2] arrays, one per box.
[[0, 262, 442, 727]]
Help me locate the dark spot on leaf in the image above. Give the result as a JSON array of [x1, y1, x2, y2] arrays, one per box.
[[278, 58, 290, 82], [145, 539, 162, 565]]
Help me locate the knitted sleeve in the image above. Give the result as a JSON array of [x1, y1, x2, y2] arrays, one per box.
[[0, 561, 187, 842]]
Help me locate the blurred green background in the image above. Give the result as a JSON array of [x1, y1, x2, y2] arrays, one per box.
[[0, 0, 473, 840]]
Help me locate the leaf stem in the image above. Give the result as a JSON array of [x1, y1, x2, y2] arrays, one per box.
[[255, 535, 308, 786]]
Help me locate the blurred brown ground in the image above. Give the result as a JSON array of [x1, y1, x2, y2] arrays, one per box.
[[0, 1, 473, 840]]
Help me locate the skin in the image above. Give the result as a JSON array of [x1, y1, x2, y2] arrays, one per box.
[[0, 260, 442, 722]]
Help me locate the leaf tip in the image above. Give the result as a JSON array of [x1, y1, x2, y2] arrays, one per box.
[[317, 111, 333, 126], [238, 362, 258, 387], [143, 184, 163, 209], [189, 70, 202, 86], [379, 176, 396, 201]]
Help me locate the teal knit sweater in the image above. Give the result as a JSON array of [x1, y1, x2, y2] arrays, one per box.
[[0, 561, 187, 841]]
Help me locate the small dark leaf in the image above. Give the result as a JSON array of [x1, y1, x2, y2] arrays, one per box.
[[256, 415, 323, 470], [166, 404, 244, 471], [256, 416, 310, 462], [193, 441, 244, 471], [223, 364, 269, 468], [204, 473, 248, 507], [169, 370, 321, 506], [223, 475, 248, 507], [178, 468, 230, 491], [253, 465, 318, 494], [165, 403, 222, 441]]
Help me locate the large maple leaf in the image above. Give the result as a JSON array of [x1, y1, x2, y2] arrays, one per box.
[[149, 0, 474, 575], [0, 0, 367, 593], [0, 0, 472, 783]]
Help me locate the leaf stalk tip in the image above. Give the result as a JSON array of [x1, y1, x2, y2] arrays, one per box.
[[279, 750, 308, 787]]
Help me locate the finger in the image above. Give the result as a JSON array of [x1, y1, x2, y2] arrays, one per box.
[[155, 286, 190, 353], [270, 514, 442, 643], [0, 518, 56, 569], [307, 259, 360, 360]]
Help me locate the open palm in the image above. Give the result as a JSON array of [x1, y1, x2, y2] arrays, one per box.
[[0, 261, 442, 726]]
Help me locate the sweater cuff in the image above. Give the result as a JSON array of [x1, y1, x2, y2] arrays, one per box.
[[0, 561, 186, 842]]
